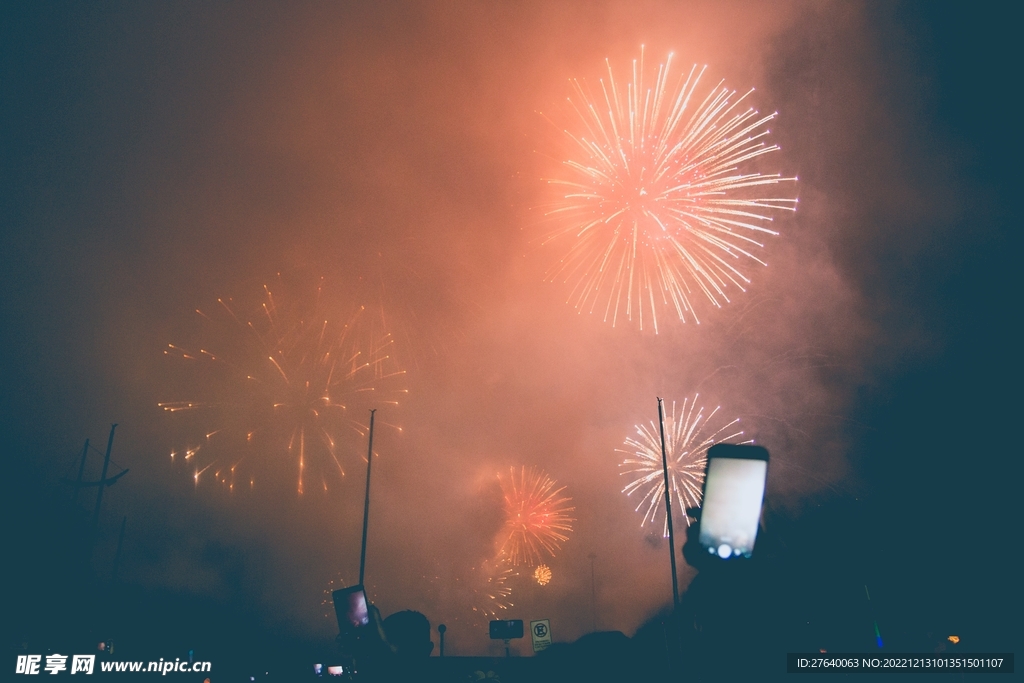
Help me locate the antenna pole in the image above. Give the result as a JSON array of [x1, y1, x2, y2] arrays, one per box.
[[358, 410, 376, 586], [657, 399, 680, 610]]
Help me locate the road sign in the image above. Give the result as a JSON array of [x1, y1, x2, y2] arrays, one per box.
[[530, 619, 551, 652]]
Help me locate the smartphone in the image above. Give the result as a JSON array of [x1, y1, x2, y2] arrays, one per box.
[[332, 584, 370, 631], [698, 443, 769, 560]]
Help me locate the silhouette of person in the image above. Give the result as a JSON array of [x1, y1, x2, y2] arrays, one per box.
[[382, 610, 434, 659], [678, 507, 779, 680], [334, 603, 391, 679]]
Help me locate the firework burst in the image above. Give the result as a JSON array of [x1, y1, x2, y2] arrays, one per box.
[[321, 572, 350, 621], [160, 276, 406, 494], [543, 47, 798, 331], [468, 560, 514, 618], [533, 564, 552, 586], [497, 466, 575, 567], [425, 559, 514, 627], [619, 395, 751, 535]]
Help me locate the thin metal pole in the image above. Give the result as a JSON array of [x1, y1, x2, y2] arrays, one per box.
[[358, 410, 376, 586], [589, 552, 598, 631], [73, 439, 89, 507], [92, 424, 117, 533], [657, 399, 680, 610]]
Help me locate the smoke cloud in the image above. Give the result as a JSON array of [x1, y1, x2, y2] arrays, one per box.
[[3, 0, 982, 653]]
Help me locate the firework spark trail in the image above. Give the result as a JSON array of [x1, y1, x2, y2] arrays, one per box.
[[619, 394, 751, 535], [160, 278, 406, 494], [497, 466, 575, 567], [425, 559, 514, 627], [321, 573, 351, 621], [543, 47, 798, 331], [471, 561, 514, 617]]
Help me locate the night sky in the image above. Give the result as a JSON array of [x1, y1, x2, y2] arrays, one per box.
[[3, 0, 1016, 663]]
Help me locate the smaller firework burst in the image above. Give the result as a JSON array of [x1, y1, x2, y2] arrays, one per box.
[[619, 395, 751, 535], [533, 564, 553, 586], [430, 559, 514, 625], [498, 466, 575, 567], [450, 557, 516, 622], [473, 561, 514, 617], [160, 275, 406, 495], [321, 572, 350, 621]]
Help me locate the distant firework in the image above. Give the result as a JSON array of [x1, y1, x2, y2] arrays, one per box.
[[160, 276, 406, 494], [619, 395, 751, 535], [321, 572, 350, 621], [534, 564, 552, 586], [469, 561, 514, 618], [428, 559, 514, 625], [543, 47, 797, 331], [498, 466, 575, 567]]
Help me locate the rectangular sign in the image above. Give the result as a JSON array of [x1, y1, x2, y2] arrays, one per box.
[[530, 619, 551, 653], [488, 619, 523, 640]]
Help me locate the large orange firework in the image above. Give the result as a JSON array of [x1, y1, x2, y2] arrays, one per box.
[[160, 276, 406, 494], [543, 47, 798, 331], [497, 466, 575, 567]]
